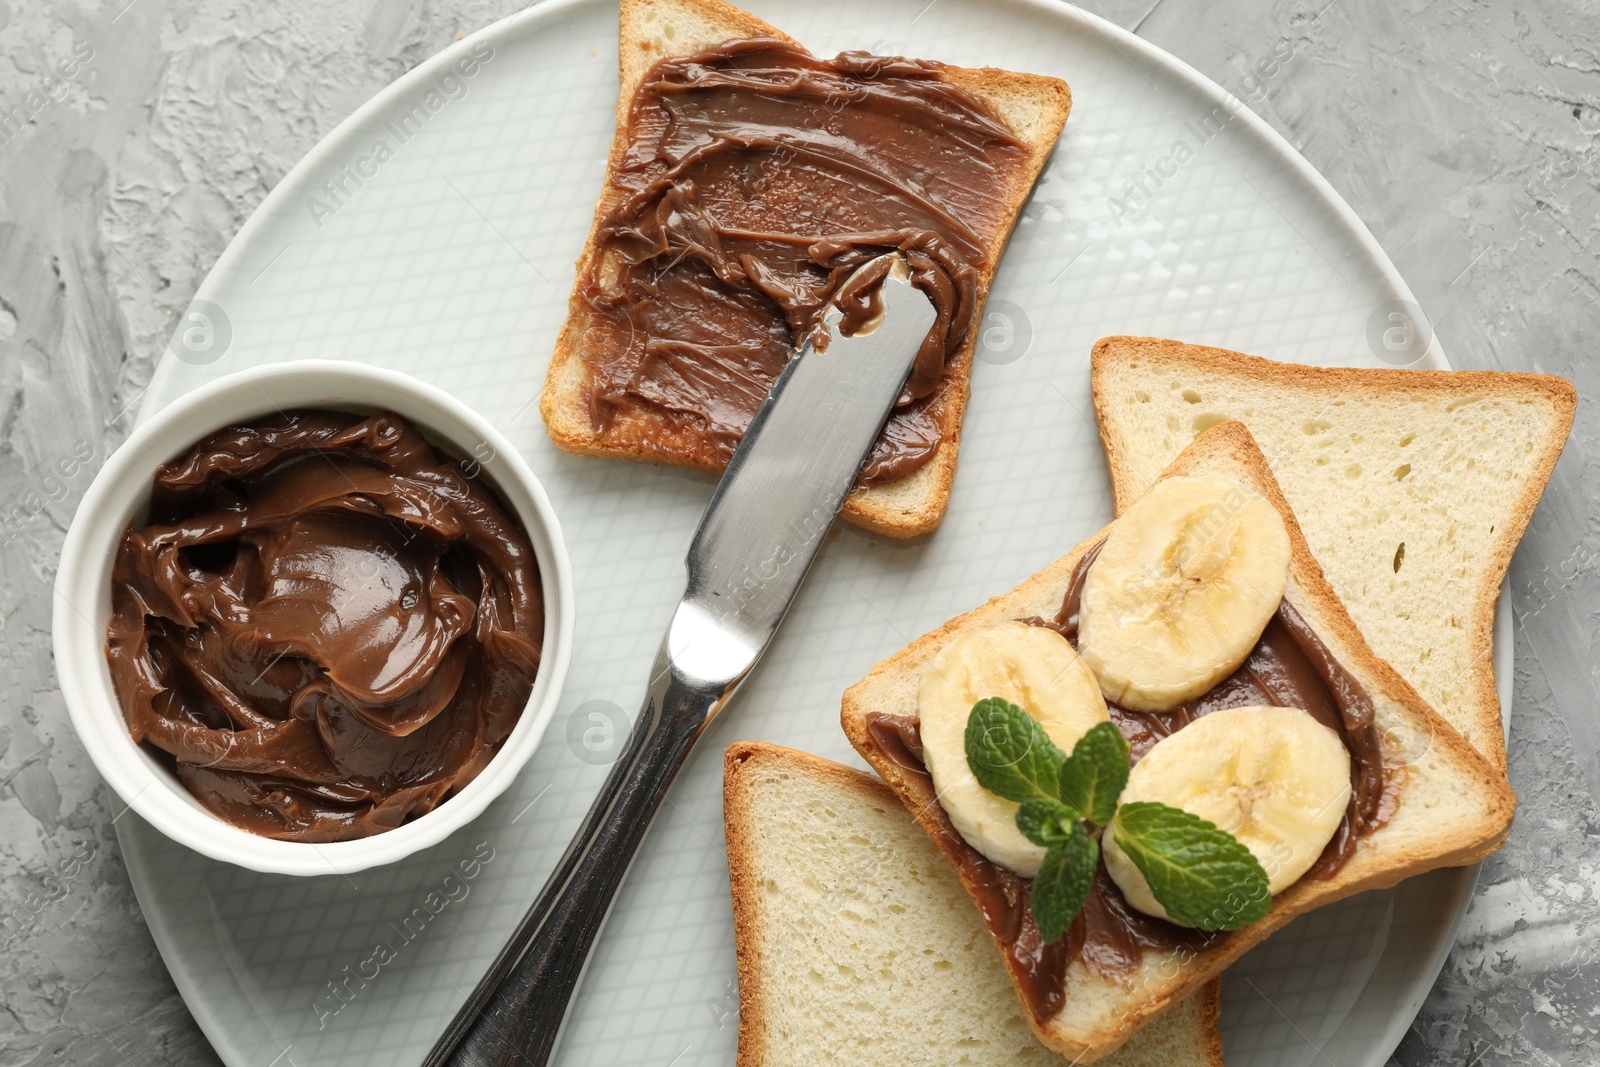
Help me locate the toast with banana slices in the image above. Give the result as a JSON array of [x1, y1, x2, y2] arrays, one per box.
[[840, 420, 1515, 1061]]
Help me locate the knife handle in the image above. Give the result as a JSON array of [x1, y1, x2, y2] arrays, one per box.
[[424, 651, 714, 1067]]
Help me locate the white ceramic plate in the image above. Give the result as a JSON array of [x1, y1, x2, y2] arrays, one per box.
[[117, 0, 1508, 1064]]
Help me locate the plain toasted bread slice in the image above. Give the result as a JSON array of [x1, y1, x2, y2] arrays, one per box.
[[538, 0, 1071, 537], [1090, 337, 1576, 773], [723, 741, 1225, 1067], [840, 421, 1516, 1061]]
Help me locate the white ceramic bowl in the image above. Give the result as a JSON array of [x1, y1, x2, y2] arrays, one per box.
[[53, 361, 574, 876]]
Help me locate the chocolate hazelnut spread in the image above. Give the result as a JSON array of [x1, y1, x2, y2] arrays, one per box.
[[105, 410, 543, 843], [861, 539, 1397, 1021], [577, 38, 1031, 486]]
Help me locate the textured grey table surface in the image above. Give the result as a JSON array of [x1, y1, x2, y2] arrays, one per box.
[[0, 1, 1595, 1065]]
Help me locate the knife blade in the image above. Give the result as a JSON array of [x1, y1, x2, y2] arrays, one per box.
[[424, 252, 937, 1067]]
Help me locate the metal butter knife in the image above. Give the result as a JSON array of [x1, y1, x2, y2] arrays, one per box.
[[424, 253, 937, 1067]]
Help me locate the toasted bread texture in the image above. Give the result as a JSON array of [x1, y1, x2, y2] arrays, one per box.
[[1090, 337, 1576, 773], [840, 421, 1516, 1060], [723, 741, 1224, 1067], [539, 0, 1071, 537]]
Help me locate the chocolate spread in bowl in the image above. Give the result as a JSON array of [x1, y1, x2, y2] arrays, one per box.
[[862, 539, 1399, 1021], [105, 409, 543, 843], [578, 38, 1033, 486]]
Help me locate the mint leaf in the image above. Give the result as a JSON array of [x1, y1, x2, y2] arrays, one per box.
[[964, 698, 1066, 804], [1016, 798, 1083, 847], [1058, 721, 1130, 827], [1113, 802, 1270, 931], [1032, 821, 1097, 943]]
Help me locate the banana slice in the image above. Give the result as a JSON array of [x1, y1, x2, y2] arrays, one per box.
[[1079, 474, 1290, 713], [1103, 705, 1351, 923], [918, 621, 1109, 876]]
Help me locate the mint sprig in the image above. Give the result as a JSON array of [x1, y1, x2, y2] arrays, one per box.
[[1113, 803, 1269, 930], [1058, 719, 1129, 827], [1032, 821, 1096, 943], [1015, 798, 1082, 847], [964, 697, 1065, 804], [963, 701, 1269, 940]]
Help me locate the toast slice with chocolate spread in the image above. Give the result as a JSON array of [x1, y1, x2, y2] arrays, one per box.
[[538, 0, 1071, 538], [839, 421, 1516, 1061], [723, 740, 1225, 1067], [1090, 336, 1575, 775]]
